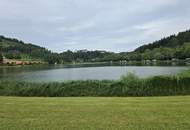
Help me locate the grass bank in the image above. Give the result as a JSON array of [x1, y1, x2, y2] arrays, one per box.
[[0, 70, 190, 97], [0, 96, 190, 130]]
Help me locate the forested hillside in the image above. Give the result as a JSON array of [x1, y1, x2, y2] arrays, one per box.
[[135, 30, 190, 52], [0, 36, 112, 64], [96, 29, 190, 61], [127, 30, 190, 61], [0, 36, 60, 64]]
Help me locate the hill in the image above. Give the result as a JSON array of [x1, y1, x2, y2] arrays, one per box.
[[0, 36, 112, 64], [0, 36, 61, 64], [129, 30, 190, 61], [135, 30, 190, 52]]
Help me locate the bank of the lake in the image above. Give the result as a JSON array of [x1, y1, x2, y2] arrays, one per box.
[[0, 69, 190, 97]]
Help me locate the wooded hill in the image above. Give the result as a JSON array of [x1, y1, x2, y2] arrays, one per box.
[[0, 36, 59, 64], [0, 36, 112, 64], [135, 30, 190, 52], [0, 29, 190, 64], [130, 29, 190, 61]]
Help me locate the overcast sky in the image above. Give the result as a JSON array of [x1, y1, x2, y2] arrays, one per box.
[[0, 0, 190, 52]]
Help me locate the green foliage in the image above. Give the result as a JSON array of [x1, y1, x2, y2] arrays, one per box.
[[176, 69, 190, 77], [1, 71, 190, 97], [60, 50, 112, 63], [0, 36, 57, 63], [120, 73, 145, 96], [0, 42, 3, 64], [4, 50, 22, 59], [135, 30, 190, 52], [0, 35, 112, 64], [123, 30, 190, 61], [0, 54, 3, 64]]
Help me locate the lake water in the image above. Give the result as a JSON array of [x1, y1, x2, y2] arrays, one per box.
[[0, 64, 189, 82]]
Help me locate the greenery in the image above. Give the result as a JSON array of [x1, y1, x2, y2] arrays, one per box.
[[125, 29, 190, 61], [0, 96, 190, 130], [1, 29, 190, 64], [0, 54, 2, 64], [0, 36, 59, 64], [0, 70, 190, 97], [0, 36, 112, 64], [127, 42, 190, 61], [135, 30, 190, 52], [0, 42, 3, 64]]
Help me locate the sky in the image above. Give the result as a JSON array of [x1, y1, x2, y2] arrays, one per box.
[[0, 0, 190, 52]]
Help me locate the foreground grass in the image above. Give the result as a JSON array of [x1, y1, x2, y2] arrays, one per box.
[[0, 96, 190, 130]]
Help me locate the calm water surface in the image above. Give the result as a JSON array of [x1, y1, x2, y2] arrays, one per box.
[[0, 64, 189, 82]]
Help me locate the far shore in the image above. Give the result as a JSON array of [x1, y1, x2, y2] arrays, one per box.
[[1, 59, 190, 68]]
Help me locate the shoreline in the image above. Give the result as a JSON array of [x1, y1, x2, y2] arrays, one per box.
[[1, 59, 190, 67], [0, 70, 190, 97]]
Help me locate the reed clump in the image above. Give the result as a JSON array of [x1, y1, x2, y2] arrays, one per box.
[[0, 70, 190, 97]]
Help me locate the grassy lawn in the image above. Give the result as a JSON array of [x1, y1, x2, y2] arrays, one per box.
[[0, 96, 190, 130]]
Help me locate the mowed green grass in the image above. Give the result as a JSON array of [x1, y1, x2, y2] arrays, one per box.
[[0, 96, 190, 130]]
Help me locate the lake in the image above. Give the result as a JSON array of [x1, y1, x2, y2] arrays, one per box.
[[0, 63, 189, 82]]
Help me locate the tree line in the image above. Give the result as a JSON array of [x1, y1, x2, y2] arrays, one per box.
[[0, 29, 190, 64]]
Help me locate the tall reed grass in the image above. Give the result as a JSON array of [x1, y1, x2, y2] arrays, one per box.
[[0, 70, 190, 97]]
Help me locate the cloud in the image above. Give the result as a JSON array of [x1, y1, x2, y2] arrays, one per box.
[[0, 0, 190, 52]]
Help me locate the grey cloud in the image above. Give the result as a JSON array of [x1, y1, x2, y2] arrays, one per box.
[[0, 0, 190, 52]]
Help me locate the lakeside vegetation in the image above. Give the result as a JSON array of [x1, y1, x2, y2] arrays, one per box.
[[1, 96, 190, 130], [0, 70, 190, 97], [1, 30, 190, 96], [1, 29, 190, 64]]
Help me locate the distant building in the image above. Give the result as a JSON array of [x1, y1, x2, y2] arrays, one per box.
[[152, 59, 157, 62], [172, 58, 178, 61]]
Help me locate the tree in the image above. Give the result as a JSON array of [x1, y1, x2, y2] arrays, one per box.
[[4, 51, 21, 59], [152, 48, 164, 60], [175, 43, 190, 59], [167, 37, 179, 47], [0, 42, 3, 64], [0, 53, 2, 63], [141, 49, 154, 60]]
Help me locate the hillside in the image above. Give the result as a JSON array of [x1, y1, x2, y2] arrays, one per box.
[[0, 36, 112, 64], [54, 29, 190, 62], [125, 30, 190, 61], [135, 30, 190, 52], [0, 36, 60, 64]]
